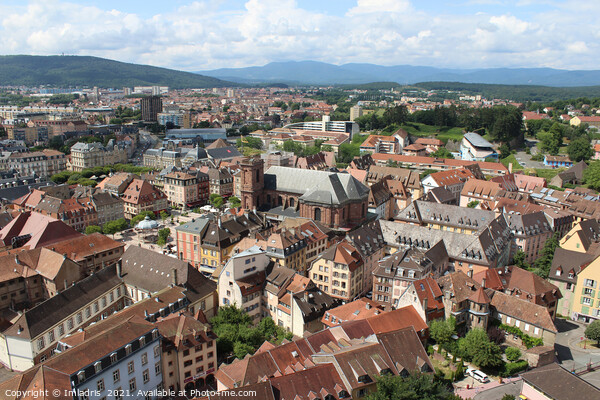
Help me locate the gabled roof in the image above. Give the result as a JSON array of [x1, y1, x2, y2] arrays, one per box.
[[488, 290, 556, 332], [2, 264, 121, 339], [46, 233, 123, 262], [520, 362, 600, 400], [318, 241, 363, 272]]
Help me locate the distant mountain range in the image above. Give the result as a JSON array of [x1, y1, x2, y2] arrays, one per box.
[[0, 55, 237, 89], [198, 60, 600, 87]]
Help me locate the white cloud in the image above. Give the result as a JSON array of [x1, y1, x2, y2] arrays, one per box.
[[0, 0, 598, 71]]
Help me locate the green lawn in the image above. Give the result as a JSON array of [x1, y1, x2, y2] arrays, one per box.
[[535, 167, 566, 180], [501, 154, 524, 170], [398, 123, 465, 143]]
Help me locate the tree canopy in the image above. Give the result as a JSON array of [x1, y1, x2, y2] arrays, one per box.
[[567, 138, 593, 162], [429, 317, 456, 345], [458, 328, 503, 369], [585, 320, 600, 345]]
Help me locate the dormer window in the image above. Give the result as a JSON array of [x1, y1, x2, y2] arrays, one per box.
[[110, 352, 117, 363], [152, 329, 158, 340], [77, 370, 85, 383], [94, 361, 102, 373], [139, 337, 146, 347], [125, 344, 132, 355]]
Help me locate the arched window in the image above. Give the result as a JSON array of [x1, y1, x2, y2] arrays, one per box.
[[289, 198, 295, 207], [314, 208, 321, 221]]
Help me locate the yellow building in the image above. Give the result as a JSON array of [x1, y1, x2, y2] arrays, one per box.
[[308, 240, 364, 302], [559, 220, 600, 253], [570, 255, 600, 323]]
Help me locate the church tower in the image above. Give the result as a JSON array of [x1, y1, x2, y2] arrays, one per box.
[[240, 157, 264, 210]]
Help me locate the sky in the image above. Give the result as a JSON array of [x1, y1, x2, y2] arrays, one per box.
[[0, 0, 598, 71]]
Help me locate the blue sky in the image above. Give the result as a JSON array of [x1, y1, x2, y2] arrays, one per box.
[[0, 1, 597, 71]]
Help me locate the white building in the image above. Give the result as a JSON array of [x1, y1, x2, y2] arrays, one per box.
[[460, 132, 498, 161], [218, 246, 270, 322], [284, 115, 359, 138]]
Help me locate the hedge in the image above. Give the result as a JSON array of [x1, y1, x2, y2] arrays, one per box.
[[501, 360, 529, 377], [499, 324, 544, 348]]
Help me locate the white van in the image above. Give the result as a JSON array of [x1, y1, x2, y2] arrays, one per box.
[[466, 368, 490, 383]]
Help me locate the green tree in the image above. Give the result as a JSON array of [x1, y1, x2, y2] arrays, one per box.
[[160, 210, 169, 221], [458, 328, 503, 369], [210, 193, 224, 209], [502, 395, 516, 400], [511, 250, 530, 270], [85, 225, 102, 235], [429, 317, 456, 345], [229, 196, 241, 208], [499, 143, 511, 159], [585, 320, 600, 345], [532, 232, 559, 279], [233, 342, 255, 359], [102, 218, 129, 236], [467, 201, 479, 208], [430, 147, 455, 159], [366, 373, 460, 400], [383, 105, 409, 127], [584, 161, 600, 190], [505, 347, 522, 362], [567, 139, 593, 162], [157, 227, 170, 246]]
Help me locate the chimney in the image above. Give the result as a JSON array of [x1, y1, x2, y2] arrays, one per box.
[[144, 310, 149, 318], [366, 302, 371, 310], [467, 269, 473, 278], [481, 278, 486, 289], [14, 255, 19, 265], [172, 268, 178, 286], [423, 297, 428, 311], [64, 279, 68, 290], [116, 260, 123, 278]]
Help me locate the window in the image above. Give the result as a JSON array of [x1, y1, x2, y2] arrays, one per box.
[[534, 327, 540, 335], [37, 337, 45, 350], [154, 345, 160, 358], [129, 378, 136, 391], [97, 379, 105, 392], [48, 330, 55, 343], [585, 279, 596, 288], [196, 356, 203, 362], [67, 318, 74, 330], [141, 353, 148, 365], [184, 360, 193, 367], [143, 369, 149, 384], [85, 307, 91, 318], [155, 362, 161, 376], [583, 297, 592, 305], [128, 361, 135, 374], [183, 349, 190, 357], [208, 351, 214, 359]]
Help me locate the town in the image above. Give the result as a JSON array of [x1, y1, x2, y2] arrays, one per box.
[[0, 82, 599, 400]]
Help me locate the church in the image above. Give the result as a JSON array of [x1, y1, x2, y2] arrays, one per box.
[[239, 158, 370, 229]]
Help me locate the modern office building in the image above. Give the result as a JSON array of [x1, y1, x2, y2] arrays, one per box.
[[141, 96, 163, 122]]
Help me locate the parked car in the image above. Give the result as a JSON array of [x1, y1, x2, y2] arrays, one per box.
[[466, 368, 489, 383]]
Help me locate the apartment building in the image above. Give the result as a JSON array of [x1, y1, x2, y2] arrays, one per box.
[[69, 141, 128, 172], [120, 246, 218, 318], [157, 313, 217, 393], [0, 264, 125, 371], [372, 243, 448, 309], [163, 170, 209, 208], [122, 179, 168, 219], [217, 246, 270, 321], [504, 211, 553, 264], [459, 178, 503, 208], [264, 267, 337, 336], [308, 240, 364, 302]]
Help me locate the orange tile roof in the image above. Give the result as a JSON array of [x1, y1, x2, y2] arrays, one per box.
[[322, 298, 385, 327]]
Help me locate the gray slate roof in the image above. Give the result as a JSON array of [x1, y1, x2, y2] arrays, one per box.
[[396, 200, 495, 231], [264, 166, 369, 206], [121, 246, 216, 302], [464, 132, 494, 149], [3, 264, 121, 339]]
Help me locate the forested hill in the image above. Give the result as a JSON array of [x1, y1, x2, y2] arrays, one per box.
[[0, 55, 238, 89], [415, 82, 600, 103]]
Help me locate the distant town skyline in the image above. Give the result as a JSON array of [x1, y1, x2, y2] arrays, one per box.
[[0, 0, 598, 72]]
